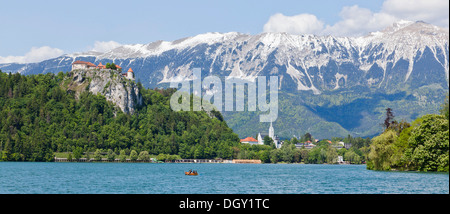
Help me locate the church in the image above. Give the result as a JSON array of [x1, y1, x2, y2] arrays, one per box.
[[257, 122, 282, 149]]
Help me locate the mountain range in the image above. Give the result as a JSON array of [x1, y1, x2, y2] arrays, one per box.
[[1, 20, 448, 139]]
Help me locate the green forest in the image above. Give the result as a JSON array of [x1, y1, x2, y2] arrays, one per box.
[[367, 97, 449, 172], [1, 70, 448, 170], [0, 70, 240, 161], [0, 70, 372, 164]]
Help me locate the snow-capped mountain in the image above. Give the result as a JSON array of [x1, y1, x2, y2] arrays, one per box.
[[1, 21, 448, 138], [1, 20, 448, 95]]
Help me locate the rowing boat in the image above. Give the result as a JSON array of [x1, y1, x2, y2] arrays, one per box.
[[185, 171, 198, 176]]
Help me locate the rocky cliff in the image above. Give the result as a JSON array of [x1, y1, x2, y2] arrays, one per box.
[[64, 69, 142, 114]]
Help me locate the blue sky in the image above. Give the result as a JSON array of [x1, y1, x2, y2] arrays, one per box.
[[0, 0, 448, 63]]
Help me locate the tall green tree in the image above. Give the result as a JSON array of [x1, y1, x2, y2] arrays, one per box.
[[405, 114, 449, 172], [367, 130, 397, 171]]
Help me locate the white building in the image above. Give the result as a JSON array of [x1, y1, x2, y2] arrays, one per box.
[[257, 122, 282, 148], [71, 61, 97, 70]]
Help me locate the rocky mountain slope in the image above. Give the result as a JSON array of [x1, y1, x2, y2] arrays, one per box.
[[2, 21, 447, 93], [64, 69, 142, 114]]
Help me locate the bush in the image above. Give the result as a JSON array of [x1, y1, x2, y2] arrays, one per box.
[[107, 149, 116, 161], [73, 147, 83, 160], [130, 150, 138, 161], [94, 149, 102, 161], [119, 150, 127, 162], [138, 151, 150, 161]]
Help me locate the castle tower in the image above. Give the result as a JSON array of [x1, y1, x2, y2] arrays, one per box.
[[127, 68, 134, 80]]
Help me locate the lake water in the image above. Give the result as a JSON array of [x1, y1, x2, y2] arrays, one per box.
[[0, 162, 448, 194]]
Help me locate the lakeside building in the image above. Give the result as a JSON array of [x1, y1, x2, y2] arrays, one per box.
[[240, 122, 283, 148], [240, 137, 259, 145], [71, 61, 132, 80], [295, 141, 316, 149]]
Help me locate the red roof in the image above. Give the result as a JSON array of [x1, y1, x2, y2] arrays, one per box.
[[240, 137, 258, 142], [97, 62, 106, 69], [128, 68, 133, 72], [72, 61, 96, 67]]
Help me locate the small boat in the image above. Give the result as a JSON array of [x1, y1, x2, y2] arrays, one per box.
[[185, 171, 198, 176]]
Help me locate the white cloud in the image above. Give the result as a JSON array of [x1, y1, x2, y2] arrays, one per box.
[[263, 0, 449, 37], [381, 0, 449, 27], [0, 41, 123, 64], [0, 46, 64, 64], [322, 5, 398, 37], [263, 13, 324, 35], [91, 41, 122, 52]]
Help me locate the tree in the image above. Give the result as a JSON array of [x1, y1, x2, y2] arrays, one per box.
[[406, 114, 449, 172], [389, 120, 410, 135], [94, 149, 102, 161], [130, 150, 138, 161], [156, 153, 168, 162], [138, 151, 150, 161], [308, 146, 327, 164], [119, 150, 127, 162], [325, 146, 338, 164], [367, 130, 397, 170], [258, 150, 270, 163], [106, 63, 117, 70], [299, 149, 309, 163], [269, 149, 280, 163], [302, 133, 312, 142], [107, 149, 116, 161], [73, 147, 83, 160], [344, 149, 361, 164], [263, 135, 274, 146], [383, 108, 395, 130]]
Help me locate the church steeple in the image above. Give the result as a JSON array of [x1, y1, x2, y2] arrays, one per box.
[[269, 121, 274, 139]]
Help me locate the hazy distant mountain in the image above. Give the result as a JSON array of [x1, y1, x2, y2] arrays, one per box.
[[1, 20, 448, 139]]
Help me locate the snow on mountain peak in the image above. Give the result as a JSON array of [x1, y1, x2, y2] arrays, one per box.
[[96, 32, 244, 59], [33, 21, 446, 94]]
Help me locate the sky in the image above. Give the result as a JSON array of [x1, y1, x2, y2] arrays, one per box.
[[0, 0, 448, 63]]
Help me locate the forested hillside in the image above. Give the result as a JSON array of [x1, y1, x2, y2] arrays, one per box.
[[0, 70, 240, 161], [367, 97, 449, 172]]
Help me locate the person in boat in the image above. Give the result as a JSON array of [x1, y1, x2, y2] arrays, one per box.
[[188, 169, 192, 174]]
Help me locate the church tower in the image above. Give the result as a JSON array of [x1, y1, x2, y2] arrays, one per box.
[[269, 121, 274, 139]]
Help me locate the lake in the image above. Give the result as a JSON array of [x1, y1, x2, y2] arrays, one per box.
[[0, 162, 448, 194]]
